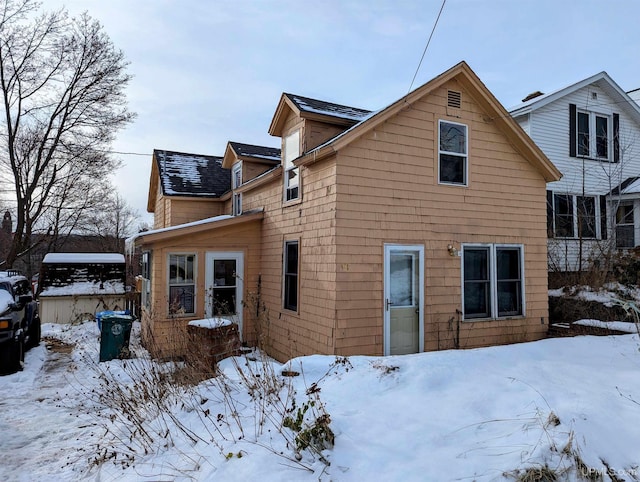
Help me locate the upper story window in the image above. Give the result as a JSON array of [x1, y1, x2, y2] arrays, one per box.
[[232, 192, 242, 216], [232, 162, 242, 189], [168, 254, 195, 315], [283, 130, 300, 202], [438, 120, 468, 186], [570, 104, 619, 162]]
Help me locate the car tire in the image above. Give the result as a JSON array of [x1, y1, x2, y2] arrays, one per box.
[[27, 318, 41, 349], [13, 338, 24, 372]]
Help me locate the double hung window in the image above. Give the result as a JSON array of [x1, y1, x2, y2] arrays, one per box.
[[284, 131, 300, 201], [283, 240, 299, 311], [463, 245, 524, 320], [169, 254, 195, 314], [438, 120, 468, 185]]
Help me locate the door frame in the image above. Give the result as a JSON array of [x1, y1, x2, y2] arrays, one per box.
[[383, 244, 425, 356], [205, 251, 244, 336]]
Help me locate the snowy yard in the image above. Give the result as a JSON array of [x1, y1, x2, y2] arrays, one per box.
[[1, 319, 639, 481]]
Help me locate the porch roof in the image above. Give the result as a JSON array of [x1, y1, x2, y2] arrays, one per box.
[[126, 209, 264, 250]]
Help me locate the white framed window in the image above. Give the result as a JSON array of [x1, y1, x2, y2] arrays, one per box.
[[576, 110, 611, 160], [283, 130, 300, 201], [547, 192, 599, 239], [616, 202, 635, 248], [462, 244, 524, 320], [141, 251, 152, 309], [438, 120, 468, 186], [283, 240, 299, 312], [232, 192, 242, 216], [168, 253, 195, 315], [232, 162, 242, 189]]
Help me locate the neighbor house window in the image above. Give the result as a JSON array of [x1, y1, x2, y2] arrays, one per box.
[[168, 254, 195, 314], [284, 130, 300, 201], [438, 120, 467, 185], [463, 245, 524, 320], [283, 240, 299, 311], [616, 203, 635, 248], [548, 191, 599, 239], [570, 104, 619, 161], [141, 251, 152, 309]]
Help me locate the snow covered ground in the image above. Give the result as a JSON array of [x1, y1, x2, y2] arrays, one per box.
[[1, 320, 639, 481]]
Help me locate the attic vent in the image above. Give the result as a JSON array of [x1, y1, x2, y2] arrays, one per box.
[[591, 92, 598, 100], [447, 90, 461, 108]]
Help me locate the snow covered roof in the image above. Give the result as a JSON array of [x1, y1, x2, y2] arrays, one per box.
[[228, 142, 281, 163], [284, 93, 372, 123], [608, 176, 640, 196], [154, 150, 231, 198], [43, 253, 125, 264]]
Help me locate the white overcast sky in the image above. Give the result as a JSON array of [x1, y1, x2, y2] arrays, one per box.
[[49, 0, 640, 226]]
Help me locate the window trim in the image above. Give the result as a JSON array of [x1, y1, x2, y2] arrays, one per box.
[[283, 130, 301, 203], [438, 119, 468, 187], [167, 253, 196, 316], [615, 202, 635, 249], [232, 161, 242, 189], [232, 192, 242, 216], [570, 103, 618, 162], [461, 243, 525, 321], [548, 191, 601, 239], [141, 251, 152, 309], [283, 239, 300, 313]]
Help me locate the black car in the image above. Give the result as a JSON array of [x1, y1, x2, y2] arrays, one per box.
[[0, 270, 41, 374]]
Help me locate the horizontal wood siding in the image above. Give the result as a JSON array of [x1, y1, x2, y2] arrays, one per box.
[[169, 199, 227, 226], [333, 79, 550, 355], [304, 119, 346, 152], [240, 115, 338, 360], [140, 219, 261, 358], [243, 161, 274, 184]]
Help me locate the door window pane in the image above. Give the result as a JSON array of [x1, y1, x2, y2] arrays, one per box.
[[390, 253, 416, 307]]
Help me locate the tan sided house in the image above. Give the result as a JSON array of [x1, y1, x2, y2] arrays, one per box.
[[130, 61, 561, 361]]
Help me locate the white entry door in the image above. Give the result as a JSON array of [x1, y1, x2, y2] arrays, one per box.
[[205, 252, 244, 336], [384, 245, 424, 355]]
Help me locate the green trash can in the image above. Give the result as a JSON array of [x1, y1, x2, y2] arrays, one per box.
[[99, 315, 134, 362]]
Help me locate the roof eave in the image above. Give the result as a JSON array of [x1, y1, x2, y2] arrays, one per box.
[[268, 94, 299, 137], [134, 210, 264, 246]]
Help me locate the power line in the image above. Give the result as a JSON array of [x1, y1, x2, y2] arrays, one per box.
[[407, 0, 447, 95]]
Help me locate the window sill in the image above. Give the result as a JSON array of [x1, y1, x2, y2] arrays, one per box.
[[281, 308, 300, 318], [283, 198, 302, 208], [438, 181, 468, 188], [462, 315, 525, 322]]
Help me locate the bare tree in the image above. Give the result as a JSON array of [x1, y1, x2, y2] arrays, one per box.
[[79, 191, 140, 252], [0, 0, 134, 268]]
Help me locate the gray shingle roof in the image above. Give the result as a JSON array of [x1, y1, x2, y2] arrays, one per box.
[[154, 150, 231, 197], [229, 142, 281, 163], [284, 93, 372, 123]]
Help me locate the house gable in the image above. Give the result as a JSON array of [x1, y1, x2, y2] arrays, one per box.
[[297, 61, 561, 184]]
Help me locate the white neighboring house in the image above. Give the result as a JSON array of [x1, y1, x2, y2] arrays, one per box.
[[509, 72, 640, 272]]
